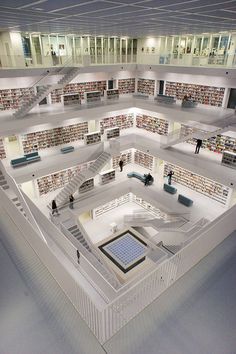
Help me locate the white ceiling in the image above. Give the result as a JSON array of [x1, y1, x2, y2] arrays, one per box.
[[0, 0, 236, 37]]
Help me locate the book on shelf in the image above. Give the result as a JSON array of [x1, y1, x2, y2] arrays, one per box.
[[137, 78, 155, 96], [63, 93, 81, 105], [84, 131, 101, 145], [165, 81, 225, 107], [85, 91, 101, 103], [118, 78, 135, 94], [221, 151, 236, 169], [0, 137, 6, 159], [100, 113, 134, 133], [112, 150, 132, 168], [164, 162, 230, 205], [105, 126, 120, 140], [105, 89, 119, 100], [99, 169, 115, 185], [136, 114, 169, 135], [79, 178, 94, 193], [134, 150, 154, 170]]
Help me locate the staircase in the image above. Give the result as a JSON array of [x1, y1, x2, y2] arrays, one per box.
[[65, 223, 121, 289], [68, 224, 92, 252], [56, 151, 111, 205], [0, 170, 27, 218], [124, 211, 187, 231], [13, 67, 80, 119], [162, 124, 235, 149]]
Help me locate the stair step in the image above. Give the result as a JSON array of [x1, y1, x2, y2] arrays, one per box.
[[2, 185, 9, 190], [0, 180, 7, 185], [68, 225, 77, 231]]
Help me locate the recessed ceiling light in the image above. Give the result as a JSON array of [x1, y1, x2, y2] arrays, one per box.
[[33, 7, 43, 10]]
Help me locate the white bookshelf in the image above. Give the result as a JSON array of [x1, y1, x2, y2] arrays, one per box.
[[136, 114, 169, 135], [99, 169, 115, 185], [134, 150, 154, 171], [105, 127, 120, 140], [63, 93, 81, 106], [92, 193, 131, 219], [100, 114, 134, 133], [84, 131, 101, 145], [137, 78, 155, 96], [0, 137, 6, 159], [79, 178, 94, 193], [112, 149, 132, 169], [105, 89, 119, 100], [164, 162, 231, 205], [85, 91, 101, 103], [221, 151, 236, 169]]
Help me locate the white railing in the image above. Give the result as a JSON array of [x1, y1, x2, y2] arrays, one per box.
[[0, 186, 105, 343], [1, 52, 236, 69], [0, 161, 47, 242], [101, 203, 236, 342]]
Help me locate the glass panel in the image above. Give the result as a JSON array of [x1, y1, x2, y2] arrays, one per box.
[[166, 37, 172, 52], [219, 36, 228, 51], [50, 35, 58, 65], [201, 37, 209, 55], [74, 37, 82, 63], [122, 39, 126, 63], [41, 35, 50, 56], [116, 38, 120, 63], [212, 36, 219, 51], [21, 34, 31, 58], [32, 35, 42, 65], [133, 39, 137, 62], [110, 38, 114, 64], [173, 37, 179, 58], [103, 38, 108, 63], [194, 37, 202, 55], [97, 38, 102, 63], [90, 37, 95, 63], [58, 36, 66, 64], [127, 39, 132, 62], [186, 37, 193, 53], [82, 37, 89, 54]]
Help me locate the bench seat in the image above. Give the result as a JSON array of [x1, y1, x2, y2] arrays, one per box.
[[163, 183, 177, 194], [178, 194, 193, 207], [11, 156, 27, 167], [60, 146, 75, 154], [127, 171, 154, 185]]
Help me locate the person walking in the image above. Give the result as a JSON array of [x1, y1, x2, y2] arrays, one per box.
[[195, 139, 202, 154], [119, 158, 124, 172], [51, 199, 59, 216], [167, 170, 174, 185], [69, 194, 74, 209]]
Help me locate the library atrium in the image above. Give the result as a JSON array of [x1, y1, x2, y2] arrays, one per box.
[[0, 1, 236, 353]]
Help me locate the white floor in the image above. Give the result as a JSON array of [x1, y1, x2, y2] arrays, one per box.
[[1, 226, 236, 354]]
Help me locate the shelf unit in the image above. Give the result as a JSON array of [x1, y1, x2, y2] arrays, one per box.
[[165, 81, 225, 107], [221, 151, 236, 169], [164, 162, 230, 205], [37, 161, 95, 196], [92, 193, 131, 219], [105, 127, 120, 140], [181, 124, 236, 154], [50, 81, 106, 104], [0, 87, 35, 110], [137, 78, 155, 96], [79, 178, 94, 193], [63, 93, 81, 106], [100, 113, 134, 133], [112, 149, 132, 169], [134, 150, 154, 171], [85, 91, 101, 103], [99, 169, 115, 185], [105, 89, 119, 100], [84, 131, 101, 145], [118, 78, 135, 94], [21, 122, 88, 153], [136, 114, 169, 135], [0, 137, 6, 159]]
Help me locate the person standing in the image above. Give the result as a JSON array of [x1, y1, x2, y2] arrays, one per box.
[[69, 194, 74, 209], [195, 139, 203, 154], [167, 170, 174, 185], [119, 158, 124, 172], [51, 199, 59, 216], [77, 250, 80, 264]]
